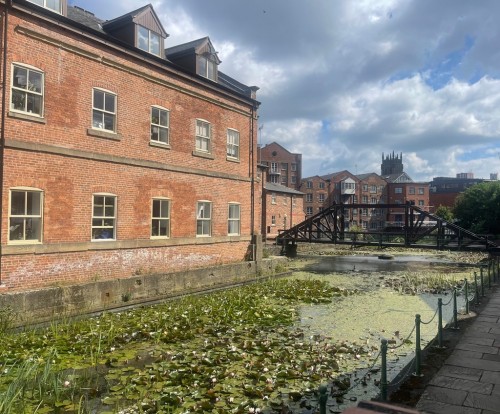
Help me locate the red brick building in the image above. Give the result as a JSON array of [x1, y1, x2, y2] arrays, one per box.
[[298, 175, 330, 217], [262, 182, 304, 240], [0, 1, 261, 291], [259, 142, 302, 190]]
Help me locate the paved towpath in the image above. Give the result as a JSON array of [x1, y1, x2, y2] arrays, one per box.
[[416, 288, 500, 414]]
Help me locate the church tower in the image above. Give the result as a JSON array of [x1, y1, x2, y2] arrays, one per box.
[[381, 151, 404, 175]]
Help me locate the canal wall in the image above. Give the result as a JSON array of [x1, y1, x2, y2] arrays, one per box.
[[0, 257, 287, 327]]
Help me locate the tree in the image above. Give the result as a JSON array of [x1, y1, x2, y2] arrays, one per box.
[[434, 205, 454, 222], [454, 181, 500, 235]]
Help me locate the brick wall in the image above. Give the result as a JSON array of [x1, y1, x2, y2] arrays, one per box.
[[0, 7, 260, 291]]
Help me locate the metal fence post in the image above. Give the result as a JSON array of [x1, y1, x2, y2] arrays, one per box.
[[381, 339, 388, 401], [437, 298, 443, 347], [465, 279, 469, 314], [474, 272, 480, 306], [452, 288, 459, 330], [414, 314, 422, 376], [488, 261, 492, 289], [480, 267, 485, 297], [319, 384, 327, 414]]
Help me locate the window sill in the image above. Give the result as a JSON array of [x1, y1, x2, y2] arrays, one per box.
[[192, 150, 214, 160], [150, 141, 171, 150], [87, 128, 122, 141], [8, 111, 46, 124], [226, 156, 240, 163]]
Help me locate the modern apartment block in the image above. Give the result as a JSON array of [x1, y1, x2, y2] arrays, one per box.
[[258, 142, 302, 190], [429, 173, 496, 212], [0, 1, 261, 291]]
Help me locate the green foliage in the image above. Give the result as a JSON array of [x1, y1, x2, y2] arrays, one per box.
[[0, 307, 15, 335], [0, 279, 359, 413], [434, 205, 454, 222], [454, 181, 500, 234]]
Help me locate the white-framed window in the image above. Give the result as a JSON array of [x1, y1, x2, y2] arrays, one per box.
[[409, 187, 415, 195], [11, 64, 44, 116], [362, 195, 368, 203], [291, 163, 297, 172], [137, 25, 161, 56], [362, 221, 368, 229], [196, 119, 211, 153], [227, 129, 240, 159], [306, 181, 313, 189], [92, 194, 116, 240], [28, 0, 62, 13], [319, 193, 326, 202], [363, 184, 368, 191], [197, 55, 217, 81], [151, 106, 169, 144], [291, 176, 297, 184], [418, 187, 425, 195], [281, 163, 288, 170], [306, 207, 313, 215], [271, 193, 276, 204], [9, 188, 43, 243], [92, 89, 116, 132], [418, 200, 425, 206], [306, 193, 313, 202], [228, 203, 240, 235], [371, 197, 377, 204], [370, 185, 377, 193], [196, 201, 211, 236], [395, 187, 403, 194], [281, 176, 288, 185], [319, 182, 325, 189], [151, 198, 170, 238], [362, 208, 368, 216], [270, 162, 279, 173], [271, 215, 276, 225], [270, 175, 279, 183]]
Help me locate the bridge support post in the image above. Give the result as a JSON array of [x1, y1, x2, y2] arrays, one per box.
[[285, 243, 297, 258]]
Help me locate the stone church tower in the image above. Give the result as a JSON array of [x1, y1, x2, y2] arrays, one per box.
[[381, 152, 404, 175]]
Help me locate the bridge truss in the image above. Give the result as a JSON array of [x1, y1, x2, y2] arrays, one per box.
[[276, 203, 497, 252]]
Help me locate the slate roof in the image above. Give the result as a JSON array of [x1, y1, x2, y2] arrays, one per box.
[[67, 6, 105, 32], [264, 182, 304, 195]]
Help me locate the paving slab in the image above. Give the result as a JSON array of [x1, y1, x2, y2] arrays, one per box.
[[418, 385, 468, 405], [436, 365, 483, 382], [482, 353, 500, 362], [456, 342, 499, 354], [429, 375, 493, 394], [481, 370, 500, 385], [451, 349, 484, 360], [461, 336, 495, 346], [463, 392, 500, 411], [445, 355, 500, 371], [415, 399, 481, 414]]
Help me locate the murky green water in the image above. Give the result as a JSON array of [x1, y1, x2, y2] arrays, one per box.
[[288, 254, 471, 412]]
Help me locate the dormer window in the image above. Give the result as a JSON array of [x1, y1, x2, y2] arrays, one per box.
[[197, 55, 217, 81], [138, 26, 161, 56], [28, 0, 63, 14]]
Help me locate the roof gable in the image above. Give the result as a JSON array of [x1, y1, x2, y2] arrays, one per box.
[[103, 4, 168, 38]]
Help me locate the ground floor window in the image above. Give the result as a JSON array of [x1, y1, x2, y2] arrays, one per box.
[[151, 198, 170, 238], [228, 203, 240, 235], [9, 188, 43, 243], [197, 201, 212, 236], [92, 194, 116, 240]]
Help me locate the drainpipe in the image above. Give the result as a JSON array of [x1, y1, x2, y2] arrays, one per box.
[[250, 105, 255, 258], [0, 0, 11, 287]]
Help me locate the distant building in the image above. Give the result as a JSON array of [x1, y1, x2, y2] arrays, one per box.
[[259, 142, 302, 190], [429, 173, 493, 211], [262, 183, 304, 240], [299, 175, 331, 217]]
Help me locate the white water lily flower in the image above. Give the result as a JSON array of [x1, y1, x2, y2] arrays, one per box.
[[63, 380, 71, 387]]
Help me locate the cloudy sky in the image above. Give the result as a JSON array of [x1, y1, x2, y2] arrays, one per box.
[[70, 0, 500, 182]]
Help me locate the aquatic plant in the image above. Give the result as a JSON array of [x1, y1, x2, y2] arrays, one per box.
[[0, 279, 364, 413]]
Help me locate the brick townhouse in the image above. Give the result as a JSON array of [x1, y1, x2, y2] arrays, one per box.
[[0, 0, 261, 291], [259, 142, 302, 190]]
